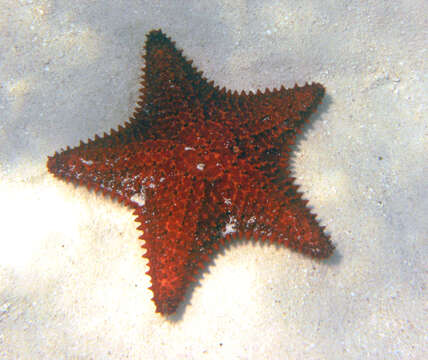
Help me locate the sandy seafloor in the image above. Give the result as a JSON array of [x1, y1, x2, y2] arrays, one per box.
[[0, 1, 427, 359]]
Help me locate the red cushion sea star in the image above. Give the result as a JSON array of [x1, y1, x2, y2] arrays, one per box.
[[47, 29, 334, 315]]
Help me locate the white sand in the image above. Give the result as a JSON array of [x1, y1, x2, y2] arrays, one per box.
[[1, 1, 427, 359]]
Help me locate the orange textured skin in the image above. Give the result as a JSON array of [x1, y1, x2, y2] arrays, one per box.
[[47, 30, 334, 315]]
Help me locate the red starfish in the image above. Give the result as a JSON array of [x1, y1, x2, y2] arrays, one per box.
[[47, 29, 334, 315]]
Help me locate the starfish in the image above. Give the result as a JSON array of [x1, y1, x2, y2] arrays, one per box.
[[47, 29, 334, 315]]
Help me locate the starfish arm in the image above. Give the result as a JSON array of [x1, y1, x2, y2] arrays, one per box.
[[249, 83, 325, 134], [214, 164, 334, 258], [239, 182, 334, 258], [137, 174, 209, 315], [266, 195, 333, 258], [210, 83, 325, 140], [132, 30, 218, 140], [47, 138, 178, 207]]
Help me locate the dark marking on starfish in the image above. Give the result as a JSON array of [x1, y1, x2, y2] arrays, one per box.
[[47, 29, 334, 315]]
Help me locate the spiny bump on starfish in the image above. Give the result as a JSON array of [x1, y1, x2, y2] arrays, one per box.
[[47, 29, 334, 315]]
